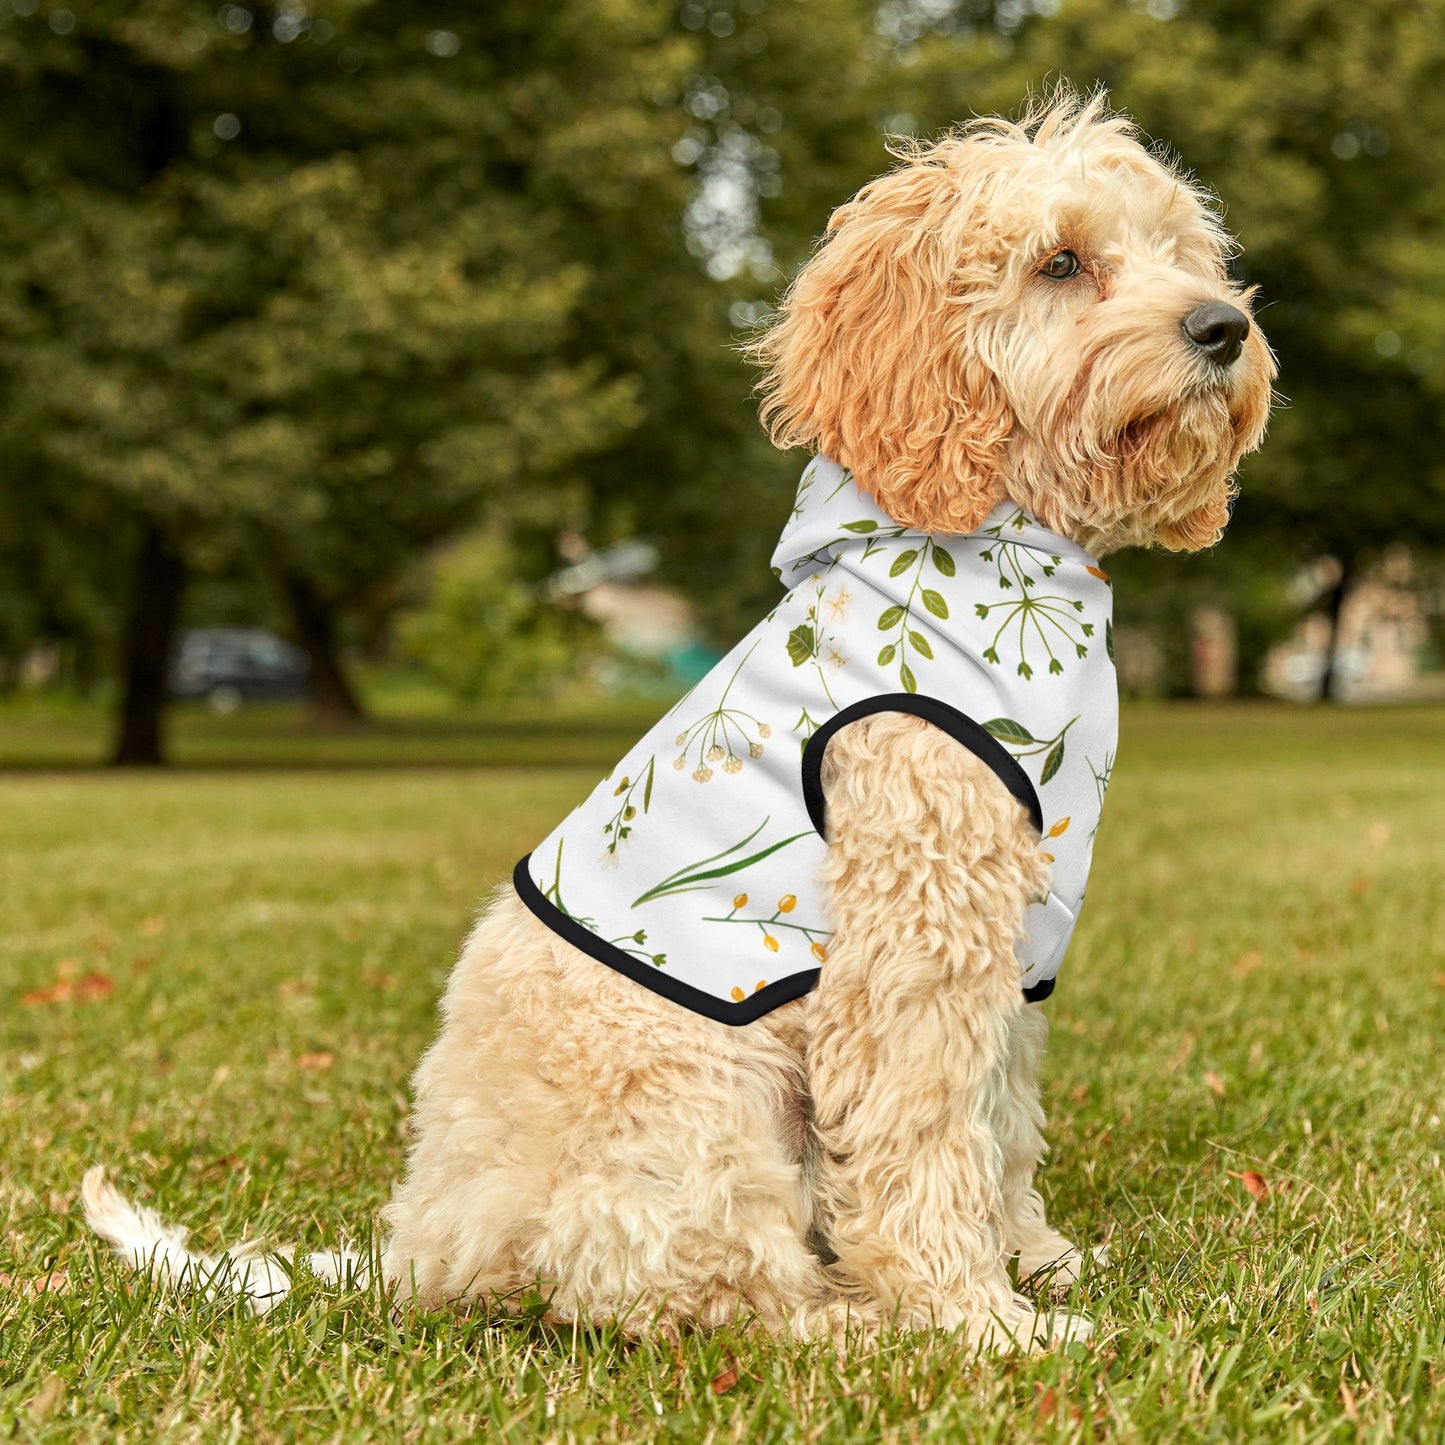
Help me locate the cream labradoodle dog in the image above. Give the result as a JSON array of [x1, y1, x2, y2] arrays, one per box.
[[85, 92, 1273, 1350]]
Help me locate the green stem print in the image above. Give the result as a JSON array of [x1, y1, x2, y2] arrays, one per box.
[[631, 817, 813, 908], [972, 518, 1098, 680], [982, 714, 1080, 786], [837, 519, 957, 695], [787, 575, 849, 743], [1088, 750, 1115, 840], [539, 838, 597, 930], [607, 928, 666, 967], [703, 890, 831, 964], [794, 705, 824, 748], [787, 469, 865, 571], [600, 756, 655, 859], [670, 642, 771, 782]]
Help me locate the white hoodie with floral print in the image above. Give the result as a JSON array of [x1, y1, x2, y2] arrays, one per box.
[[516, 456, 1118, 1025]]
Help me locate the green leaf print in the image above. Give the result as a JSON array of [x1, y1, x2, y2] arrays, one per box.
[[985, 715, 1079, 787], [786, 624, 817, 668], [1106, 618, 1115, 664], [841, 520, 878, 533], [982, 717, 1037, 746], [869, 536, 955, 692], [631, 818, 814, 907], [1041, 737, 1065, 785]]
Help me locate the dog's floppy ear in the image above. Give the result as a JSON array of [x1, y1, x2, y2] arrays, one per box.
[[750, 148, 1012, 534]]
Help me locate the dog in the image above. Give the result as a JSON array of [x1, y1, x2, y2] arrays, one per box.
[[85, 89, 1273, 1351]]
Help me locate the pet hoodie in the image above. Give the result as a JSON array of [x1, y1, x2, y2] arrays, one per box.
[[515, 455, 1119, 1025]]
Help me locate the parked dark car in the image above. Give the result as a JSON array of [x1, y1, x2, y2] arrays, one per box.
[[169, 629, 310, 712]]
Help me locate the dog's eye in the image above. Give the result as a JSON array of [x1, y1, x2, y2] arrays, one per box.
[[1040, 250, 1081, 280]]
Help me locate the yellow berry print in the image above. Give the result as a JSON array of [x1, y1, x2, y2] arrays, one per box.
[[731, 980, 770, 1002], [1048, 816, 1071, 837], [704, 885, 831, 962]]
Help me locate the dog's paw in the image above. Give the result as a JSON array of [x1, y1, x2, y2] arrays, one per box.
[[972, 1295, 1093, 1354], [1018, 1240, 1110, 1293]]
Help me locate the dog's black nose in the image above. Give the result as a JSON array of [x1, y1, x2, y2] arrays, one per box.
[[1182, 302, 1250, 367]]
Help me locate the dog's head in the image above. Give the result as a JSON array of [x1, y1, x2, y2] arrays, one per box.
[[752, 90, 1275, 554]]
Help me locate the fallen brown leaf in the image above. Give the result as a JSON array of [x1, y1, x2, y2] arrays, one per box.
[[711, 1357, 740, 1396], [361, 969, 394, 992], [21, 972, 113, 1007], [1433, 973, 1445, 990], [1204, 1070, 1227, 1098], [1034, 1385, 1058, 1425], [1228, 1169, 1268, 1201], [0, 1268, 70, 1299], [295, 1051, 334, 1071], [1232, 950, 1263, 977], [1070, 1083, 1090, 1103], [1348, 875, 1372, 898]]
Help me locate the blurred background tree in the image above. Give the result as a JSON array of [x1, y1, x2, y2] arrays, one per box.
[[0, 0, 696, 759], [1, 0, 1442, 761]]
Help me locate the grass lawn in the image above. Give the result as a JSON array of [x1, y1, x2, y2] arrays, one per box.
[[2, 701, 1444, 1441]]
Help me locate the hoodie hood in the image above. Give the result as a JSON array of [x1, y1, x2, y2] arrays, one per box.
[[771, 456, 1099, 592]]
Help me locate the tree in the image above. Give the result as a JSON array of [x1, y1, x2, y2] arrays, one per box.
[[0, 1, 695, 759]]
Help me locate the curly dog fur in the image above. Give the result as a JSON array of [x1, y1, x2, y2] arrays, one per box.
[[85, 89, 1274, 1351]]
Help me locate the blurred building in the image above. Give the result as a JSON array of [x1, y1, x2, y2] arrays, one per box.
[[547, 540, 721, 690], [1262, 548, 1441, 701]]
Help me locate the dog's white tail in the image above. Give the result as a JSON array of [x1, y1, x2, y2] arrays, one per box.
[[81, 1166, 367, 1315]]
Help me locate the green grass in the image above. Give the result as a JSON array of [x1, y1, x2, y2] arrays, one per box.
[[2, 702, 1444, 1442]]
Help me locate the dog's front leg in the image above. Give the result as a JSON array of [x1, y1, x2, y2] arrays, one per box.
[[994, 1005, 1099, 1289], [806, 713, 1088, 1349]]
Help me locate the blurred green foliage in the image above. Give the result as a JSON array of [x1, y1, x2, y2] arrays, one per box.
[[1, 1, 1443, 751], [395, 531, 596, 705]]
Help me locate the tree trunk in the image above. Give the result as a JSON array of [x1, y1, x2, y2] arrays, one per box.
[[112, 524, 187, 766], [1317, 555, 1354, 703], [281, 571, 366, 725]]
